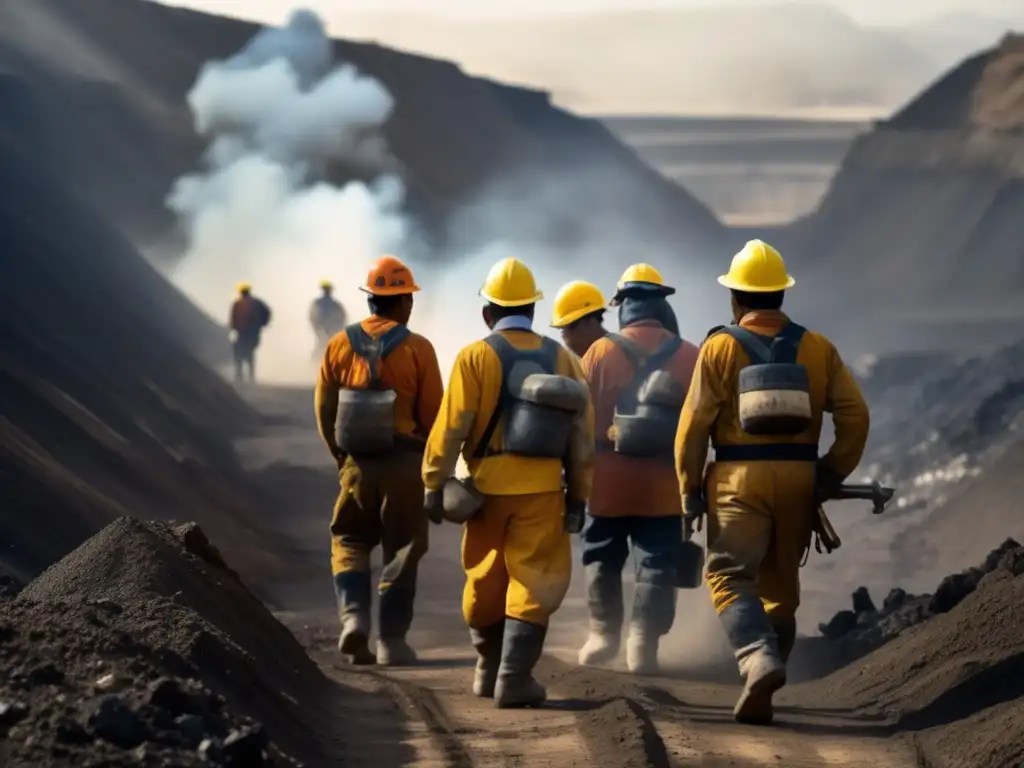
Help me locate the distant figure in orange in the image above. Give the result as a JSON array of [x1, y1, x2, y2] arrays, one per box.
[[229, 282, 272, 383]]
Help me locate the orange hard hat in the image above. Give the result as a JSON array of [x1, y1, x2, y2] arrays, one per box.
[[360, 255, 421, 296]]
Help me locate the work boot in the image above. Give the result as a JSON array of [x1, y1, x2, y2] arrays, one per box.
[[578, 630, 619, 667], [720, 598, 786, 725], [579, 562, 624, 667], [376, 638, 417, 667], [625, 627, 659, 675], [771, 617, 797, 665], [734, 648, 787, 725], [494, 619, 548, 709], [338, 616, 376, 665], [334, 571, 376, 665], [470, 621, 505, 698]]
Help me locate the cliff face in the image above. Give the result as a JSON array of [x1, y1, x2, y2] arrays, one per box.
[[781, 34, 1024, 354], [0, 0, 726, 261]]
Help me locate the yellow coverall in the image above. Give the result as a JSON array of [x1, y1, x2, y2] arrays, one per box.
[[423, 327, 595, 627], [675, 309, 869, 661]]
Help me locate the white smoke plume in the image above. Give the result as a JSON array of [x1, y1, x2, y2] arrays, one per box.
[[167, 9, 409, 382], [166, 8, 729, 386]]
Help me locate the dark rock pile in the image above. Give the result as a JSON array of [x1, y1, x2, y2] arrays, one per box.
[[820, 538, 1023, 652], [0, 517, 333, 767]]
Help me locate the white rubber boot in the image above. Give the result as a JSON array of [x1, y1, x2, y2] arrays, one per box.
[[578, 631, 619, 667], [625, 629, 659, 675], [734, 648, 787, 725]]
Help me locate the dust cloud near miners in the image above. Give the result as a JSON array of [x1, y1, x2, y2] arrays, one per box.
[[166, 7, 725, 385]]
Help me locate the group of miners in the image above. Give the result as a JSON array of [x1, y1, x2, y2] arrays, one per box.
[[311, 243, 871, 726], [227, 280, 349, 382]]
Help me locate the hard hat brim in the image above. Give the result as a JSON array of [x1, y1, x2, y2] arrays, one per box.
[[360, 283, 422, 296], [550, 306, 603, 328], [480, 289, 544, 308], [608, 281, 675, 306], [716, 274, 795, 292]]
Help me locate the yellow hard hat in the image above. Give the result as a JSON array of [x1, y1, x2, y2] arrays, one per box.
[[551, 281, 606, 328], [610, 263, 675, 306], [236, 281, 252, 294], [717, 239, 795, 293], [479, 257, 543, 307], [319, 279, 333, 289], [616, 263, 665, 290]]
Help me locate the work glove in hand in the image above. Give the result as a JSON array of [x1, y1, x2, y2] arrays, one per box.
[[683, 494, 706, 532], [814, 462, 845, 505], [564, 496, 586, 534], [423, 488, 444, 525]]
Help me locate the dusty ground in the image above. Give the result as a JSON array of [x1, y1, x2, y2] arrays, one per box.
[[241, 385, 922, 768]]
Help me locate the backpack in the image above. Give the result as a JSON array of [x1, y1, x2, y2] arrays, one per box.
[[335, 323, 411, 456], [472, 334, 589, 460], [718, 322, 811, 436], [607, 333, 685, 459]]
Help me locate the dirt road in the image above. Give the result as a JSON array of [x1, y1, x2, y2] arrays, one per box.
[[241, 385, 920, 768]]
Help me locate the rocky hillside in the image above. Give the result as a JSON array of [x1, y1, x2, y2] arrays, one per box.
[[780, 34, 1024, 355], [0, 0, 726, 263]]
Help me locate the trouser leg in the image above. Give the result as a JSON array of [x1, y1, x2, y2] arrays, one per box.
[[705, 462, 788, 725], [578, 515, 629, 666], [626, 515, 682, 674], [377, 453, 429, 666], [330, 458, 380, 665]]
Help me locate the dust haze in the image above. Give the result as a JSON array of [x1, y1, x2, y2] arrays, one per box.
[[166, 8, 726, 384]]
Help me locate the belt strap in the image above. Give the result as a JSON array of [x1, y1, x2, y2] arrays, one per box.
[[713, 443, 818, 462]]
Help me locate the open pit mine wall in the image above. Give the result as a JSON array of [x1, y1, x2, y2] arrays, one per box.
[[784, 35, 1024, 320]]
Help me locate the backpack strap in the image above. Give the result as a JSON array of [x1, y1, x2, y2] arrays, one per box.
[[611, 334, 684, 412], [767, 322, 806, 364], [720, 326, 773, 364], [606, 333, 644, 367], [379, 324, 411, 359], [721, 322, 806, 365], [346, 323, 411, 388], [471, 333, 559, 459]]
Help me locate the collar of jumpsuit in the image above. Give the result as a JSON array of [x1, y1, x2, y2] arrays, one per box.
[[492, 315, 533, 332], [738, 309, 790, 332]]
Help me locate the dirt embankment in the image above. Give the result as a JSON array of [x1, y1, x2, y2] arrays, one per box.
[[807, 539, 1024, 768], [0, 0, 726, 262], [0, 72, 309, 591], [778, 34, 1024, 352]]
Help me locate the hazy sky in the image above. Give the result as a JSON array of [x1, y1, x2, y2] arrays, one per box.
[[170, 0, 1019, 26]]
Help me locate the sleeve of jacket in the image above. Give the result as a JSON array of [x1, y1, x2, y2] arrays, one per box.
[[563, 350, 596, 503], [314, 340, 342, 458], [820, 342, 871, 479], [675, 343, 727, 497], [422, 347, 481, 491], [415, 337, 445, 436]]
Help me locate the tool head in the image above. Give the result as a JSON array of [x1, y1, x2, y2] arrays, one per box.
[[675, 520, 705, 589]]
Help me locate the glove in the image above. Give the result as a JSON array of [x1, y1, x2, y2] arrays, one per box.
[[814, 462, 845, 505], [423, 488, 444, 525], [228, 330, 239, 343], [564, 497, 586, 534], [683, 494, 707, 532]]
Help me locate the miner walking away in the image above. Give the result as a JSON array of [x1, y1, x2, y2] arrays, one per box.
[[310, 279, 348, 359], [229, 282, 272, 383], [422, 257, 595, 708], [577, 264, 699, 674], [675, 239, 870, 725], [315, 255, 444, 667], [550, 280, 608, 358]]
